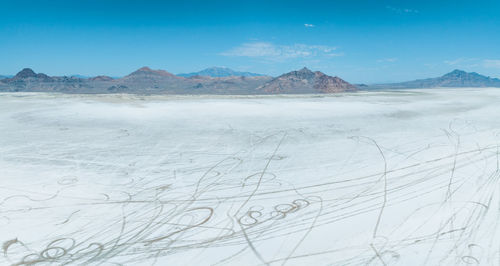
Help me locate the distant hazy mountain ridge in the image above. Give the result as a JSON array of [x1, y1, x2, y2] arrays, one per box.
[[177, 67, 265, 77], [370, 69, 500, 89]]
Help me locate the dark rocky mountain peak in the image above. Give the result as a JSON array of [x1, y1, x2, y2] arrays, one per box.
[[298, 67, 312, 73], [448, 69, 467, 75], [283, 67, 316, 80], [15, 68, 37, 78], [443, 69, 476, 79], [6, 68, 53, 82], [438, 69, 500, 86]]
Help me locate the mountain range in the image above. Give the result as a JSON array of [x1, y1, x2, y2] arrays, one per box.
[[0, 67, 354, 94], [1, 67, 499, 94]]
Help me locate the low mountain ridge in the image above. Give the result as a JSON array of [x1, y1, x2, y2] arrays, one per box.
[[0, 67, 274, 94], [370, 69, 500, 89]]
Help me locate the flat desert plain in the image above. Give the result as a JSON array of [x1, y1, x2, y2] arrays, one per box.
[[1, 89, 500, 265]]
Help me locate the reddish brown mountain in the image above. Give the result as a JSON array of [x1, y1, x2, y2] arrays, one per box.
[[123, 67, 182, 79], [89, 75, 113, 81], [258, 67, 356, 94]]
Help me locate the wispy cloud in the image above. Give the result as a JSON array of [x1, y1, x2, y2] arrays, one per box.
[[220, 42, 341, 61], [444, 58, 476, 66], [304, 24, 315, 28], [377, 58, 398, 63], [444, 57, 486, 69], [444, 58, 500, 70], [483, 59, 500, 69], [386, 5, 419, 14]]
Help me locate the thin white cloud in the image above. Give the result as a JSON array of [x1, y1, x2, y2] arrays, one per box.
[[378, 58, 398, 63], [326, 52, 344, 57], [444, 59, 460, 65], [444, 58, 500, 70], [220, 42, 340, 61], [386, 5, 419, 14], [304, 24, 315, 28], [444, 58, 482, 68], [483, 59, 500, 69], [444, 58, 473, 65]]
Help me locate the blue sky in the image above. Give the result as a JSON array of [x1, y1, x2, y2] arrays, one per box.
[[1, 0, 499, 83]]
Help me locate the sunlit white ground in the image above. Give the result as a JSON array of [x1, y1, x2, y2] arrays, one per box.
[[1, 88, 500, 265]]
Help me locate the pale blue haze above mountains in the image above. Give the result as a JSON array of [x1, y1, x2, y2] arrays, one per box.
[[177, 67, 265, 78]]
